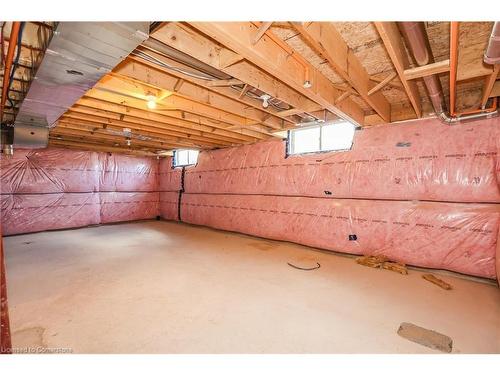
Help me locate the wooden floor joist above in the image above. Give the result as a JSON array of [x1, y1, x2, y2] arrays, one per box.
[[40, 21, 498, 155]]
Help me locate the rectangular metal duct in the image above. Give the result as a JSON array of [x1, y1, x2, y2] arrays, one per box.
[[14, 22, 149, 148]]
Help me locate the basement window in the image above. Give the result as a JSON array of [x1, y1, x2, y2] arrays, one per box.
[[287, 120, 355, 155], [173, 149, 199, 167]]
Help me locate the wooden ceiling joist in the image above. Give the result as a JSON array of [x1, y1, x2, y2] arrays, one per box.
[[76, 93, 262, 144], [293, 22, 392, 122], [187, 22, 365, 125], [51, 126, 186, 150], [113, 60, 285, 130], [83, 89, 267, 141], [96, 74, 274, 135], [403, 59, 450, 80], [374, 22, 422, 118], [481, 65, 500, 107], [130, 50, 300, 126], [252, 22, 273, 45], [367, 72, 398, 96], [206, 78, 244, 87], [150, 23, 324, 118], [49, 139, 160, 157], [63, 110, 234, 148], [369, 75, 404, 90], [58, 115, 228, 149]]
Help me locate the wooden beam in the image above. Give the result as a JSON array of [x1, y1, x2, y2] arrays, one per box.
[[58, 116, 227, 148], [370, 75, 404, 90], [98, 75, 271, 133], [51, 126, 183, 150], [151, 23, 323, 115], [403, 59, 450, 80], [334, 91, 351, 105], [188, 22, 365, 125], [293, 22, 391, 122], [71, 95, 260, 144], [277, 108, 303, 117], [206, 78, 244, 87], [374, 22, 422, 118], [64, 109, 234, 147], [173, 78, 184, 92], [481, 65, 500, 107], [489, 80, 500, 98], [238, 84, 249, 99], [368, 72, 398, 95], [130, 50, 296, 125], [114, 60, 284, 130], [49, 139, 160, 156], [252, 22, 273, 45]]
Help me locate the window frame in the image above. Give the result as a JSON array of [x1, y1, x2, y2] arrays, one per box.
[[172, 149, 199, 168], [286, 121, 356, 157]]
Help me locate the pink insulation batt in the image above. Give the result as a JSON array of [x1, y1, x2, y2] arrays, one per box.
[[1, 116, 499, 281], [98, 153, 159, 192], [181, 193, 499, 279], [185, 117, 500, 202], [159, 192, 179, 221], [0, 148, 99, 194], [159, 157, 182, 192], [1, 148, 164, 235], [99, 192, 160, 224], [1, 193, 100, 235]]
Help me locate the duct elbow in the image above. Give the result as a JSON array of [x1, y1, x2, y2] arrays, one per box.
[[438, 109, 499, 125], [484, 22, 500, 65]]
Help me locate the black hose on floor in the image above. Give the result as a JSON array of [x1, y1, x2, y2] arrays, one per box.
[[287, 262, 321, 271]]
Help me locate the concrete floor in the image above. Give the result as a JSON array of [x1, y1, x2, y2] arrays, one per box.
[[3, 220, 500, 354]]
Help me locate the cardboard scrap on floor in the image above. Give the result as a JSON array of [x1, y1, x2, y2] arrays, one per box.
[[397, 322, 453, 353], [422, 274, 452, 290], [356, 255, 408, 275]]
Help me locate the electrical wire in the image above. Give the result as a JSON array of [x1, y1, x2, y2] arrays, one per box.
[[131, 50, 217, 81], [6, 22, 25, 113], [287, 262, 321, 271], [134, 49, 292, 112], [0, 22, 5, 69]]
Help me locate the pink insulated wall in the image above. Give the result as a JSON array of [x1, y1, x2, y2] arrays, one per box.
[[1, 116, 499, 282], [181, 117, 500, 281], [185, 117, 500, 202], [0, 149, 179, 235]]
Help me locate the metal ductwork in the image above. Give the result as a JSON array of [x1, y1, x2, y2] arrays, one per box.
[[13, 22, 149, 149], [484, 22, 500, 65], [398, 21, 499, 124], [398, 22, 447, 116]]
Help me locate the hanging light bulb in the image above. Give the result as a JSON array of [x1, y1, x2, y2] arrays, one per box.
[[260, 94, 271, 108], [146, 93, 157, 109]]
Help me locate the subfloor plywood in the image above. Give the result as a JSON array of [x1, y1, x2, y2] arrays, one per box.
[[3, 221, 500, 353]]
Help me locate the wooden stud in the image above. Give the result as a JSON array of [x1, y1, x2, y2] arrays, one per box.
[[238, 84, 249, 99], [374, 22, 422, 118], [370, 75, 404, 90], [481, 65, 500, 107], [334, 91, 352, 104], [173, 78, 184, 92], [114, 60, 284, 130], [403, 59, 450, 80], [130, 51, 297, 124], [368, 72, 398, 95], [152, 23, 326, 117], [294, 22, 391, 122], [252, 22, 273, 45], [188, 22, 365, 125], [206, 78, 244, 87]]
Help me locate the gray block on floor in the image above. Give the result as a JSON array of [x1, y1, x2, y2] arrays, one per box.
[[397, 322, 453, 353]]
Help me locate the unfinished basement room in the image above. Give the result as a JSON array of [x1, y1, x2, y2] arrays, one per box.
[[1, 3, 500, 368]]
